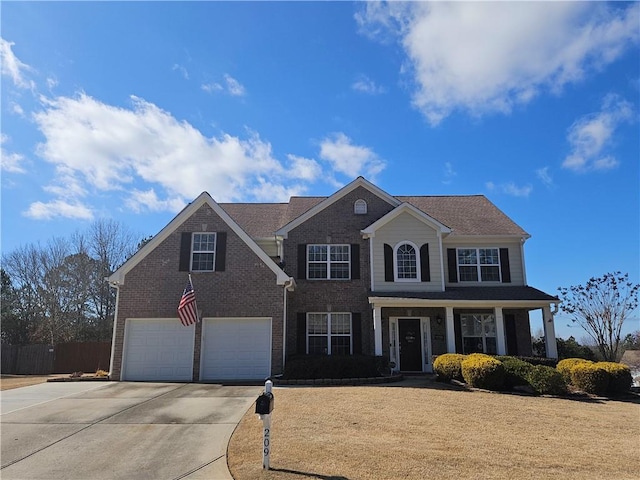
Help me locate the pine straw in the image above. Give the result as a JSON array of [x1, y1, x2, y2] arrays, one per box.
[[228, 379, 639, 480]]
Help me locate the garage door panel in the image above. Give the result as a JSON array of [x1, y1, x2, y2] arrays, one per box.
[[201, 318, 271, 381], [123, 319, 195, 381]]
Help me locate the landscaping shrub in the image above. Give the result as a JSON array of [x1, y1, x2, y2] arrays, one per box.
[[283, 355, 383, 380], [461, 354, 505, 391], [556, 358, 593, 383], [517, 356, 558, 367], [570, 363, 609, 395], [596, 362, 632, 394], [526, 365, 567, 396], [497, 356, 533, 389], [433, 353, 465, 381]]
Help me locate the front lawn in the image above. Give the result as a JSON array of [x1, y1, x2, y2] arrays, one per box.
[[228, 377, 639, 480]]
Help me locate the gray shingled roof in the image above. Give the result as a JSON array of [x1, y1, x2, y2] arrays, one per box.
[[220, 194, 528, 238], [370, 286, 558, 302]]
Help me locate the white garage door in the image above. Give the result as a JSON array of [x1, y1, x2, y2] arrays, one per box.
[[123, 318, 195, 381], [200, 317, 271, 381]]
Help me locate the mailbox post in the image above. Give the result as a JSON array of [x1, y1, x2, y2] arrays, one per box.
[[255, 379, 274, 470]]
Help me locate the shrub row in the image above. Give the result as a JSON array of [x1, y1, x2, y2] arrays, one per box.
[[282, 355, 386, 380], [433, 354, 631, 396]]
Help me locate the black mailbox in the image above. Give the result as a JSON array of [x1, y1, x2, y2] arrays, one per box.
[[255, 392, 274, 415]]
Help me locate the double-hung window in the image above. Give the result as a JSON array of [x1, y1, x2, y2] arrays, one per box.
[[457, 248, 500, 282], [191, 233, 216, 271], [307, 313, 352, 355], [460, 314, 496, 354], [307, 244, 350, 280]]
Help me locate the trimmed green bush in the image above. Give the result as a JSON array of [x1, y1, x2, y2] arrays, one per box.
[[556, 358, 593, 383], [433, 353, 466, 381], [497, 356, 534, 389], [596, 362, 632, 394], [527, 365, 567, 396], [461, 354, 505, 391], [570, 363, 609, 395], [283, 355, 384, 380]]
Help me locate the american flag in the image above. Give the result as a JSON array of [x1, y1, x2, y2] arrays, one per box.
[[178, 276, 199, 326]]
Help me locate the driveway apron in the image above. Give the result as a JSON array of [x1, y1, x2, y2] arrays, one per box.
[[1, 382, 261, 480]]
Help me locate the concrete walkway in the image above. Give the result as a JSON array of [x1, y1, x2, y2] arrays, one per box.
[[1, 381, 262, 480]]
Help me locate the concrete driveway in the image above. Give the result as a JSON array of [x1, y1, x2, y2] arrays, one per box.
[[1, 381, 262, 480]]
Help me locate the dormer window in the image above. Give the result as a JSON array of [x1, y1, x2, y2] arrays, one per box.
[[354, 199, 367, 214]]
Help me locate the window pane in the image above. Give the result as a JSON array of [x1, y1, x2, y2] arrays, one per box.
[[308, 336, 328, 355], [481, 266, 500, 281], [459, 266, 478, 281], [397, 244, 417, 279], [485, 337, 497, 355], [330, 263, 350, 279], [330, 245, 350, 262], [483, 315, 496, 336], [308, 245, 327, 262], [193, 233, 215, 252], [192, 253, 214, 271], [479, 249, 498, 265], [308, 314, 328, 334], [458, 249, 477, 265], [308, 263, 328, 279], [463, 337, 484, 354], [331, 336, 351, 355], [331, 314, 351, 334]]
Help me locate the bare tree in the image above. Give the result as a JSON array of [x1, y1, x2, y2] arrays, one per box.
[[558, 272, 640, 362]]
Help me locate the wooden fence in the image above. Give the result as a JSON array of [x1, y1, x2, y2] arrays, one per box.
[[1, 342, 111, 375]]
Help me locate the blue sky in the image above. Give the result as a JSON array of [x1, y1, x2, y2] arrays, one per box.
[[2, 1, 639, 340]]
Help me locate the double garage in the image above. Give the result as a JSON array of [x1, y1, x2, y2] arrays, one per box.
[[121, 317, 272, 382]]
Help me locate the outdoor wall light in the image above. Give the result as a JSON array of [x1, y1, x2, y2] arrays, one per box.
[[436, 315, 443, 325]]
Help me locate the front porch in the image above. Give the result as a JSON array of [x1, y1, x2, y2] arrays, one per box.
[[369, 287, 560, 374]]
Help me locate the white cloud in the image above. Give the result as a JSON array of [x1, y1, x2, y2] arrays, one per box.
[[486, 181, 532, 198], [0, 134, 27, 173], [562, 94, 633, 172], [172, 64, 189, 80], [0, 37, 35, 90], [224, 74, 246, 97], [319, 133, 386, 180], [356, 2, 640, 125], [442, 161, 456, 185], [536, 167, 554, 188], [24, 199, 93, 221], [352, 75, 386, 95], [201, 74, 246, 96], [125, 189, 186, 213], [286, 154, 322, 182]]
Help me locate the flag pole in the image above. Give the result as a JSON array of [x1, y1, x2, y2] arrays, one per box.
[[188, 273, 200, 322]]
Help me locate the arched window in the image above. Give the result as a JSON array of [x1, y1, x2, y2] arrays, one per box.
[[354, 199, 367, 214], [394, 242, 420, 280]]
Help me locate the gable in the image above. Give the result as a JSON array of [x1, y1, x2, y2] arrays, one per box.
[[108, 192, 292, 286], [361, 202, 451, 238], [275, 177, 400, 238]]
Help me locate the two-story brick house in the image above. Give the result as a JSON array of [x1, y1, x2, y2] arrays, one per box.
[[108, 177, 559, 381]]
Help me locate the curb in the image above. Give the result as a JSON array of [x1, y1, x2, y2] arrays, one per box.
[[273, 374, 404, 386]]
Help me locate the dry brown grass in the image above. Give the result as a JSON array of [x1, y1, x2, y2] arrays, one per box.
[[0, 374, 58, 390], [228, 378, 640, 480]]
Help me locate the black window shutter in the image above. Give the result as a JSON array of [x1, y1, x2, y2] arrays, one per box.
[[420, 244, 431, 282], [296, 312, 307, 355], [215, 232, 227, 272], [454, 314, 463, 354], [447, 248, 458, 283], [352, 313, 362, 355], [350, 244, 360, 280], [179, 232, 192, 271], [297, 244, 307, 279], [384, 244, 394, 282], [499, 248, 511, 283]]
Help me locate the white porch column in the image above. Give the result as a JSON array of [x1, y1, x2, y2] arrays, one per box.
[[445, 306, 456, 353], [542, 305, 558, 359], [494, 307, 506, 355], [373, 305, 383, 356]]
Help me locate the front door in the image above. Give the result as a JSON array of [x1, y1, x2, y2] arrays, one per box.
[[399, 319, 422, 371]]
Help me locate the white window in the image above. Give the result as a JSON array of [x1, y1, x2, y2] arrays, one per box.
[[461, 314, 496, 354], [394, 241, 420, 281], [307, 313, 352, 355], [307, 245, 350, 280], [457, 248, 500, 282], [354, 199, 367, 214], [191, 233, 216, 271]]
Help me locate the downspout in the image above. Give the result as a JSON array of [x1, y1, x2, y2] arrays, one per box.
[[520, 237, 528, 285], [282, 278, 294, 374], [438, 231, 445, 291], [108, 281, 120, 378]]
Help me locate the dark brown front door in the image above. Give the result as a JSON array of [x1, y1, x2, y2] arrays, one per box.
[[399, 319, 422, 371], [504, 314, 518, 356]]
